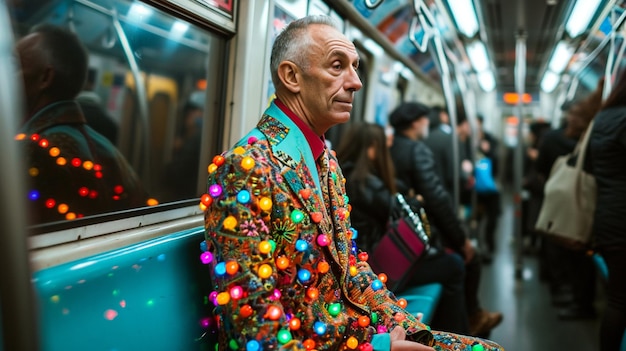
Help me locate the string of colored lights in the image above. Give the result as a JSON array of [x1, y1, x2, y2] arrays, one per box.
[[15, 132, 158, 220]]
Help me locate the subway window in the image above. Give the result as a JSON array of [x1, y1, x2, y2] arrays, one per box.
[[10, 0, 227, 229]]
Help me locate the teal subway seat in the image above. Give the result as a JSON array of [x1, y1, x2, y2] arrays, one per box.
[[33, 227, 216, 351], [396, 283, 442, 325], [31, 225, 441, 351]]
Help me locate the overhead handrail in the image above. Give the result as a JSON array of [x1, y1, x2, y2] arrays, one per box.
[[364, 0, 384, 10], [565, 74, 580, 101], [408, 1, 435, 53], [565, 5, 626, 98], [603, 23, 617, 95], [111, 7, 151, 184], [610, 34, 626, 84], [0, 1, 40, 350], [605, 7, 626, 95], [409, 16, 430, 52], [410, 0, 462, 212]]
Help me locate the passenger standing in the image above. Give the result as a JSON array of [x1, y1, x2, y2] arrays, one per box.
[[587, 70, 626, 351], [535, 102, 581, 304], [475, 115, 502, 263], [521, 120, 550, 255], [455, 112, 475, 211], [15, 24, 152, 224], [537, 82, 603, 319], [424, 105, 454, 195], [476, 116, 500, 179], [388, 102, 502, 337], [203, 15, 504, 351], [424, 107, 473, 216]]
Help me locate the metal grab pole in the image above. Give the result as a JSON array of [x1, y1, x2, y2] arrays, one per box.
[[409, 0, 462, 213], [0, 2, 40, 350], [513, 32, 527, 280], [112, 10, 151, 185], [433, 35, 461, 213]]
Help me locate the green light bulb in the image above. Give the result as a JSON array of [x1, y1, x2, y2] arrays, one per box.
[[277, 329, 292, 344], [328, 303, 342, 316]]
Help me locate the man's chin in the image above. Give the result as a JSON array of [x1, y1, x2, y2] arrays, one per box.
[[334, 109, 353, 121], [335, 114, 351, 124]]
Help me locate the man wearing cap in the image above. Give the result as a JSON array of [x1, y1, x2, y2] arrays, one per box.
[[388, 102, 502, 337]]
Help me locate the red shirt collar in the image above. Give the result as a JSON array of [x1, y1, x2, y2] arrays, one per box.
[[274, 98, 326, 159]]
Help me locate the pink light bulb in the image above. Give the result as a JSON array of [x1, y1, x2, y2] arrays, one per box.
[[200, 252, 213, 264], [230, 286, 244, 299]]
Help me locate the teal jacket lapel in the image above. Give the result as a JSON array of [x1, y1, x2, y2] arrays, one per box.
[[239, 102, 345, 267]]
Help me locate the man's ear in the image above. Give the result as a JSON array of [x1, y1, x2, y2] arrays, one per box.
[[277, 61, 301, 94], [39, 65, 55, 91], [411, 118, 421, 130]]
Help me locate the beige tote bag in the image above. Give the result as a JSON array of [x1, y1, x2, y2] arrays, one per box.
[[535, 121, 596, 248]]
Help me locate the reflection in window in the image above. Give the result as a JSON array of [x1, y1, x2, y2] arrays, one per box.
[[10, 0, 226, 226]]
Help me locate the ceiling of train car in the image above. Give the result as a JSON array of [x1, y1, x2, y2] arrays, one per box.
[[348, 0, 612, 96], [478, 0, 569, 93]]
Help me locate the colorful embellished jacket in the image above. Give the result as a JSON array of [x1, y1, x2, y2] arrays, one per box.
[[204, 101, 504, 351]]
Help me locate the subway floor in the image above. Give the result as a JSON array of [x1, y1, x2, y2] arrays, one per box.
[[475, 190, 604, 351]]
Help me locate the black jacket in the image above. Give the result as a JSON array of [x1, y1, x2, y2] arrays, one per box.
[[535, 127, 577, 178], [390, 134, 467, 254], [423, 125, 454, 193], [588, 106, 626, 249]]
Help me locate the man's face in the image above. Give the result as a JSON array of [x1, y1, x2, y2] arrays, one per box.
[[458, 120, 471, 138], [413, 116, 430, 140], [416, 117, 430, 140], [440, 111, 449, 125], [298, 24, 362, 134]]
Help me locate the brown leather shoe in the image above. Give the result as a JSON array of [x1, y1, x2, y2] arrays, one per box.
[[469, 309, 503, 336]]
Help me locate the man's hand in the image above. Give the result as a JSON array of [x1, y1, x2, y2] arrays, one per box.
[[390, 327, 435, 351]]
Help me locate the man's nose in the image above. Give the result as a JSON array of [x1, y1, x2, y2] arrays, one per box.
[[347, 68, 362, 92]]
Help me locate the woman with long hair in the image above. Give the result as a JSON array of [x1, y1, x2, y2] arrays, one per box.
[[337, 122, 475, 335], [336, 122, 397, 252]]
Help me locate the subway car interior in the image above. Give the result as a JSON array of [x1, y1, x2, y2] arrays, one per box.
[[1, 0, 624, 350]]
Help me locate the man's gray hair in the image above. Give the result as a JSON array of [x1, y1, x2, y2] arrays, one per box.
[[269, 15, 340, 88]]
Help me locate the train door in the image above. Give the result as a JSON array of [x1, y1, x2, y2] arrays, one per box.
[[0, 2, 39, 349]]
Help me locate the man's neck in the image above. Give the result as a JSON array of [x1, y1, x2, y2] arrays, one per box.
[[274, 93, 322, 135], [274, 98, 325, 159]]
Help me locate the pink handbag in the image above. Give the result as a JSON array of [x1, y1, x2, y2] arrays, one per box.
[[369, 194, 431, 292]]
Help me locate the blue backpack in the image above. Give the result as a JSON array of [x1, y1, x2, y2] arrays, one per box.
[[474, 156, 498, 194]]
